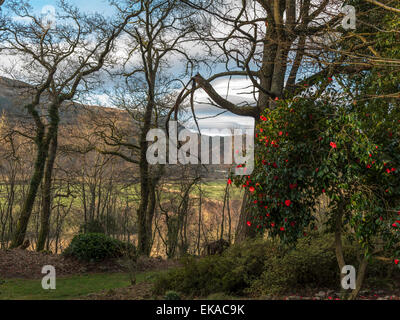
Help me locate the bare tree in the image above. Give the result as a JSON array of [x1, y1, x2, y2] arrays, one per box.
[[1, 0, 143, 249], [92, 0, 201, 256], [174, 0, 385, 241]]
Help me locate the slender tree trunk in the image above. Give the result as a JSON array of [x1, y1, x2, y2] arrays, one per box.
[[197, 183, 202, 255], [37, 129, 58, 251], [348, 257, 368, 300], [335, 203, 346, 271], [220, 182, 228, 240], [145, 178, 157, 255]]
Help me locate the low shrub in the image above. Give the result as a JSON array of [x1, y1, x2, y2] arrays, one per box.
[[63, 233, 136, 262], [153, 239, 278, 297], [164, 290, 181, 300], [153, 233, 395, 297], [206, 292, 237, 300], [247, 233, 359, 295]]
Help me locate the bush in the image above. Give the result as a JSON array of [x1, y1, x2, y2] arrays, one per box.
[[153, 233, 395, 297], [206, 292, 236, 300], [247, 233, 359, 295], [164, 291, 181, 300], [153, 239, 278, 297], [63, 233, 136, 262]]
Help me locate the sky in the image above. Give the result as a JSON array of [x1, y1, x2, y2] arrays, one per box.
[[31, 0, 112, 15], [2, 0, 255, 133]]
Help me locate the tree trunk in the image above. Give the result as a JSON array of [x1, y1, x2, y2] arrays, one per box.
[[234, 19, 282, 242], [334, 197, 368, 300], [37, 129, 58, 251], [234, 190, 258, 243], [348, 257, 368, 300], [136, 94, 154, 255], [10, 133, 47, 248]]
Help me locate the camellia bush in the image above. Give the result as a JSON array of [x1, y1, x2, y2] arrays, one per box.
[[232, 96, 400, 298]]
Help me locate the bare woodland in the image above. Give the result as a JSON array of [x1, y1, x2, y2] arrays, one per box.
[[0, 0, 398, 268]]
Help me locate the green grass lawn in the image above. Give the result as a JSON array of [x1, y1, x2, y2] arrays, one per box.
[[0, 271, 161, 300]]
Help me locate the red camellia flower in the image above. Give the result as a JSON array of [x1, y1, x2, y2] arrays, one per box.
[[279, 131, 283, 136], [386, 168, 391, 174], [289, 183, 297, 190], [271, 223, 275, 227], [391, 168, 396, 172], [366, 164, 371, 169], [227, 178, 232, 185], [322, 189, 326, 193], [247, 221, 251, 226], [392, 223, 398, 228], [328, 77, 333, 82], [285, 200, 292, 207], [395, 259, 399, 265], [272, 162, 278, 168], [249, 186, 255, 192], [280, 227, 285, 231], [330, 142, 337, 148]]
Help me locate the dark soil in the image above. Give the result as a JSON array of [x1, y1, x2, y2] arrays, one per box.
[[0, 248, 179, 279]]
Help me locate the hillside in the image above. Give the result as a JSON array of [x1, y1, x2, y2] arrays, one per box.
[[0, 76, 234, 179]]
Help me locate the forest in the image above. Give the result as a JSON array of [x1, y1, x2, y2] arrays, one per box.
[[0, 0, 399, 303]]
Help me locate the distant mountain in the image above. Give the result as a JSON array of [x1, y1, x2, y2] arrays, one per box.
[[0, 76, 237, 179]]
